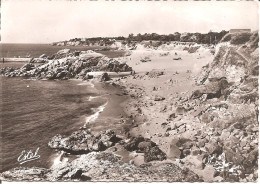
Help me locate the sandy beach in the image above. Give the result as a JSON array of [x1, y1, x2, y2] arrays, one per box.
[[0, 32, 258, 182]]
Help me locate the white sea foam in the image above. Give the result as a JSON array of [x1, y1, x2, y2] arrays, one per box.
[[85, 102, 108, 124], [77, 81, 95, 88], [88, 96, 98, 101], [52, 151, 68, 167], [88, 94, 110, 101]]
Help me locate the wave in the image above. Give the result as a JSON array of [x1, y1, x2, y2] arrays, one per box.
[[88, 94, 109, 101], [88, 96, 98, 101], [52, 151, 68, 167], [77, 81, 95, 88], [85, 101, 108, 125]]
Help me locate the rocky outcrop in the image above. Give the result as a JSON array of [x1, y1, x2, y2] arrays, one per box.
[[49, 128, 167, 163], [146, 69, 164, 78], [0, 152, 201, 182], [183, 46, 200, 53], [180, 31, 259, 181], [1, 129, 199, 182], [117, 32, 258, 182], [124, 136, 167, 162], [1, 49, 132, 80], [99, 72, 110, 82], [48, 129, 121, 154]]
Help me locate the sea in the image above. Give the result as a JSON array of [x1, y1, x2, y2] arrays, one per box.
[[0, 43, 125, 58], [0, 44, 128, 172]]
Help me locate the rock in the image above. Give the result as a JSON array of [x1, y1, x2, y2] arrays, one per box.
[[154, 95, 165, 101], [2, 49, 132, 80], [100, 72, 110, 82], [182, 140, 193, 150], [140, 57, 151, 62], [167, 140, 181, 159], [201, 165, 217, 182], [56, 71, 68, 79], [182, 149, 191, 157], [124, 136, 145, 151], [197, 138, 207, 148], [0, 146, 202, 182], [183, 155, 204, 170], [31, 58, 49, 63], [144, 146, 166, 162], [164, 132, 170, 137], [0, 167, 48, 181], [39, 54, 47, 58], [175, 106, 187, 115], [243, 148, 258, 173], [133, 154, 145, 166], [168, 113, 176, 120], [173, 57, 182, 60], [251, 126, 258, 132], [83, 74, 93, 80], [230, 136, 239, 144], [192, 78, 229, 100], [191, 146, 201, 156], [175, 121, 186, 128], [138, 141, 155, 152], [233, 122, 244, 129], [124, 136, 166, 162], [57, 49, 70, 55], [213, 176, 224, 182], [221, 130, 230, 140], [147, 69, 164, 78], [129, 160, 134, 165], [240, 138, 248, 147], [21, 63, 35, 71], [225, 148, 245, 165], [175, 138, 192, 148], [204, 142, 222, 155], [65, 169, 83, 179], [48, 129, 120, 154]]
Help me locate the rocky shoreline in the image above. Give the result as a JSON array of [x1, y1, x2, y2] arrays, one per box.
[[113, 31, 259, 182], [0, 49, 132, 80], [0, 32, 259, 182]]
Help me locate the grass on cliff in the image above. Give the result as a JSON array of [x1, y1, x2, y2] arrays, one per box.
[[230, 32, 251, 45], [220, 32, 253, 45]]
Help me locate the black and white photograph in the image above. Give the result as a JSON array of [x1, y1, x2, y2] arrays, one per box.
[[0, 0, 259, 182]]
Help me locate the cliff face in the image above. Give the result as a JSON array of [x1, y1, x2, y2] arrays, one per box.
[[189, 31, 259, 181], [196, 31, 258, 103]]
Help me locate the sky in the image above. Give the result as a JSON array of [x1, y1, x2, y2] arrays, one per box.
[[1, 0, 259, 43]]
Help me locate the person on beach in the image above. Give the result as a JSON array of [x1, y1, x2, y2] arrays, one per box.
[[2, 58, 5, 63]]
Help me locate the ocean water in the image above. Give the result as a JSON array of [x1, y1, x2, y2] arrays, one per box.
[[0, 43, 125, 58], [0, 44, 129, 172], [0, 77, 110, 172]]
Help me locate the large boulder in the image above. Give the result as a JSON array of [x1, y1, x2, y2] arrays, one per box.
[[191, 78, 229, 99], [20, 63, 35, 71], [146, 69, 164, 78], [99, 72, 110, 82], [124, 136, 166, 162], [79, 51, 103, 60], [144, 146, 166, 162], [243, 148, 258, 173]]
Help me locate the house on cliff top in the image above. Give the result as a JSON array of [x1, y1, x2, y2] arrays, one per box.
[[229, 29, 251, 33]]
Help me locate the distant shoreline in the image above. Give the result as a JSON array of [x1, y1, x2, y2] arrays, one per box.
[[1, 58, 31, 62]]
